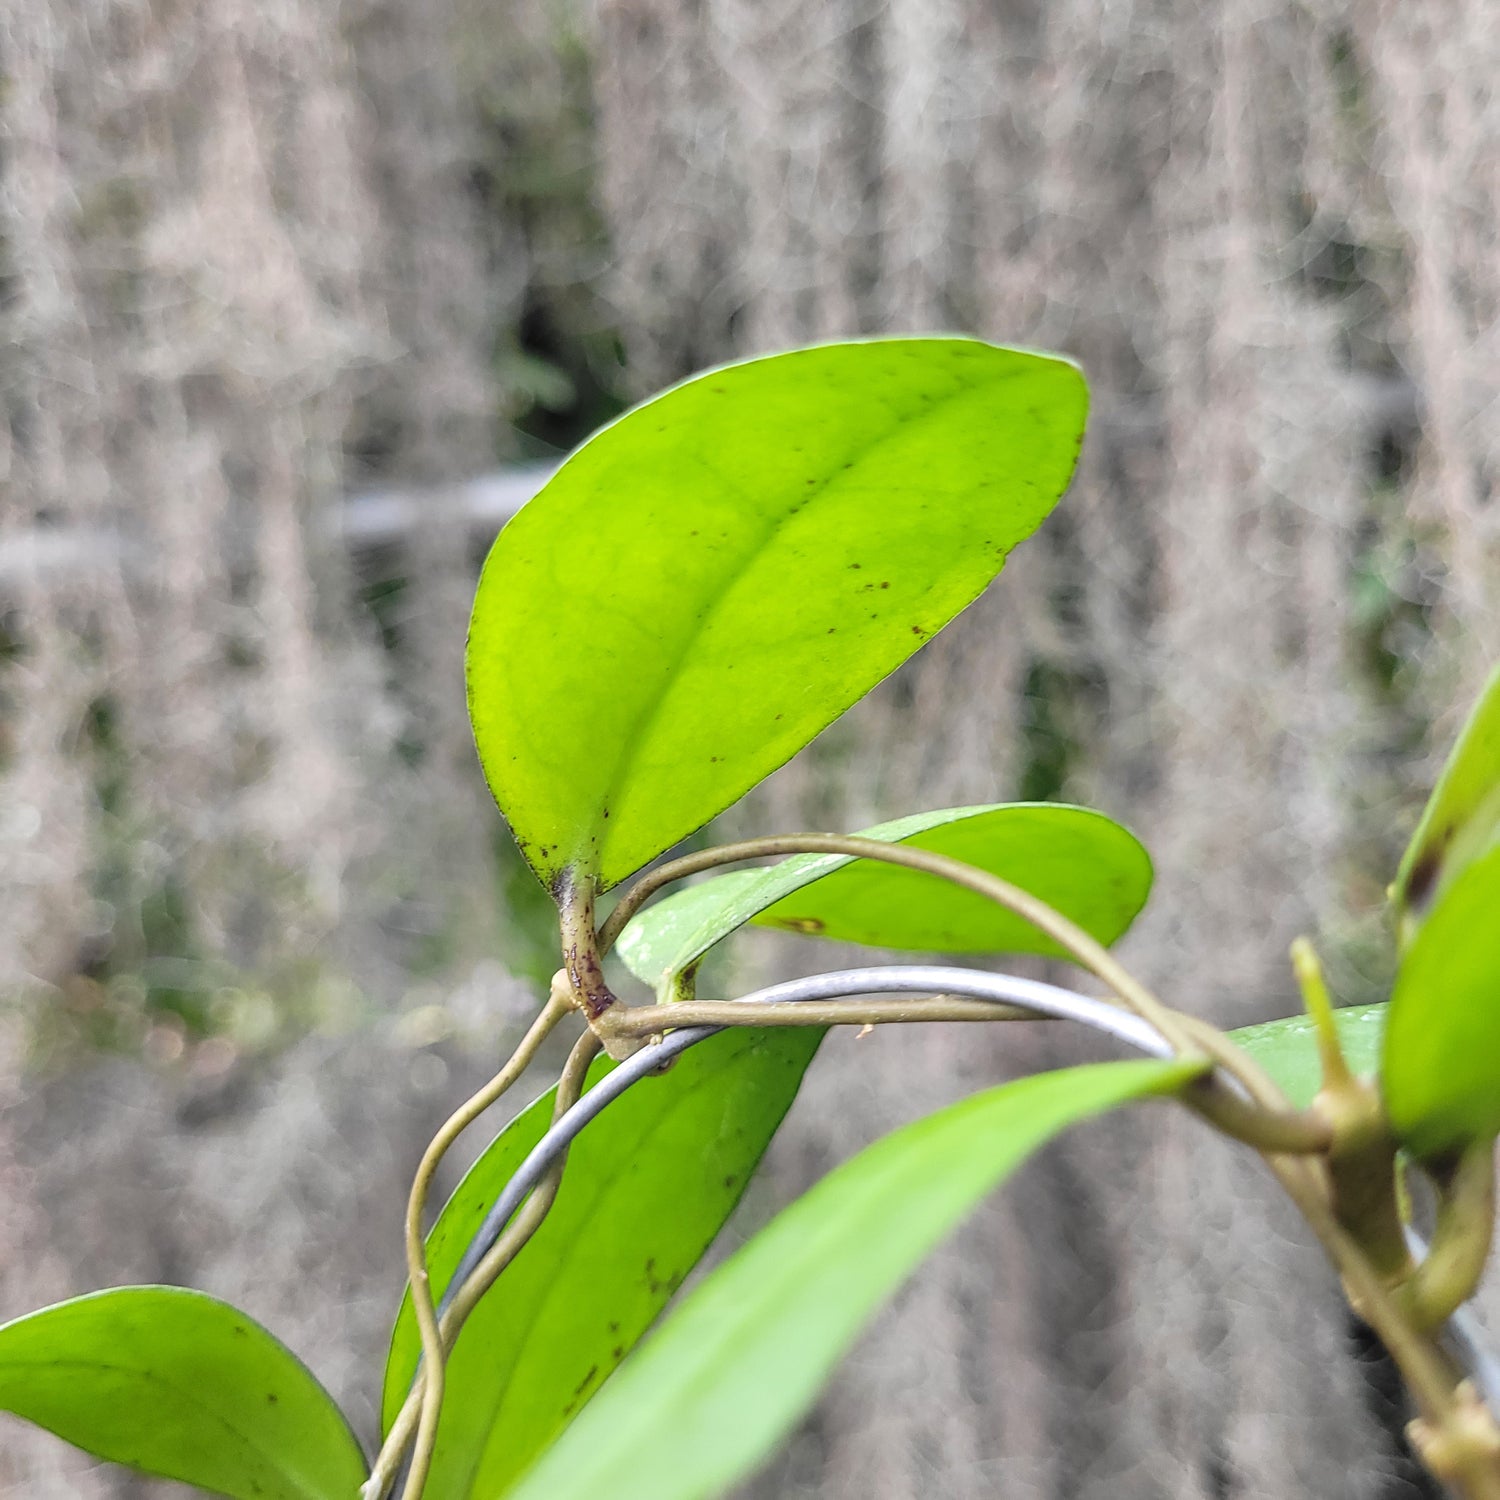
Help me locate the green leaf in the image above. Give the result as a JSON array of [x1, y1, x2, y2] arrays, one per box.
[[1383, 842, 1500, 1158], [0, 1287, 365, 1500], [467, 338, 1087, 892], [616, 803, 1152, 998], [499, 1057, 1200, 1500], [1392, 663, 1500, 943], [383, 1026, 821, 1497], [1227, 1004, 1388, 1110]]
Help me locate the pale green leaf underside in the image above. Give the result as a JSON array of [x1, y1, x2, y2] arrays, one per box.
[[1392, 662, 1500, 943], [1227, 1003, 1388, 1111], [615, 803, 1152, 997], [467, 338, 1087, 891], [501, 1058, 1201, 1500], [1384, 842, 1500, 1157], [0, 1287, 364, 1500], [383, 1027, 821, 1498]]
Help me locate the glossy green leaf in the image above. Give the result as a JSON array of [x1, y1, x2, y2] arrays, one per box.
[[467, 338, 1087, 892], [383, 1026, 821, 1497], [0, 1287, 364, 1500], [1383, 842, 1500, 1158], [1392, 663, 1500, 943], [1227, 1004, 1388, 1110], [500, 1057, 1200, 1500], [616, 803, 1152, 998]]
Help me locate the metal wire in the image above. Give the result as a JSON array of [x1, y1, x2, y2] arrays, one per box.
[[435, 965, 1173, 1317], [406, 965, 1500, 1488]]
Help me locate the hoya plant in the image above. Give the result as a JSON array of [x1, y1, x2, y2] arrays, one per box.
[[4, 337, 1500, 1499]]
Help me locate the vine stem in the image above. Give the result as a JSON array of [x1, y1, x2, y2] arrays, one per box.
[[381, 987, 570, 1500], [600, 833, 1201, 1055], [367, 1027, 601, 1500], [598, 834, 1329, 1154], [1258, 1147, 1500, 1496]]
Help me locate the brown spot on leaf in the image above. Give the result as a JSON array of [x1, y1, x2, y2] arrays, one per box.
[[771, 915, 825, 935], [1405, 844, 1446, 911]]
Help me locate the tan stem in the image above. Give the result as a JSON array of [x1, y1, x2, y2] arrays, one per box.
[[366, 991, 570, 1500]]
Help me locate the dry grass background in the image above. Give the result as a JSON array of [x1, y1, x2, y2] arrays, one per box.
[[2, 1, 1498, 1494]]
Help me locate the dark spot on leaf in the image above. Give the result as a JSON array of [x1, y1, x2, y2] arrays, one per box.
[[573, 1365, 599, 1396], [880, 581, 890, 589], [771, 915, 825, 934], [609, 1320, 620, 1333], [1405, 844, 1446, 911], [613, 1345, 624, 1359], [827, 627, 836, 634], [911, 625, 927, 636], [849, 562, 861, 569], [724, 1175, 738, 1188], [266, 1392, 278, 1405]]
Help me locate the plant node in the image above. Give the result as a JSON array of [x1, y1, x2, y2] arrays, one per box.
[[1409, 1382, 1500, 1500], [557, 874, 619, 1021]]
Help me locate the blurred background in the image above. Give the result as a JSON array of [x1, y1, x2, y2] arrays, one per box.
[[2, 1, 1497, 1494]]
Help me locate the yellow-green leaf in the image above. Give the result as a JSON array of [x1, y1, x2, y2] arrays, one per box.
[[1392, 663, 1500, 944], [616, 803, 1151, 999], [0, 1287, 364, 1500], [1384, 842, 1500, 1158], [467, 338, 1086, 893]]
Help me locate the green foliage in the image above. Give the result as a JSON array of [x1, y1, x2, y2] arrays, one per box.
[[616, 803, 1152, 999], [467, 338, 1086, 894], [502, 1059, 1203, 1500], [1383, 843, 1500, 1158], [383, 1027, 820, 1496], [19, 332, 1500, 1500], [1227, 1004, 1387, 1109], [0, 1288, 364, 1500], [1391, 663, 1500, 942], [1381, 666, 1500, 1157]]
